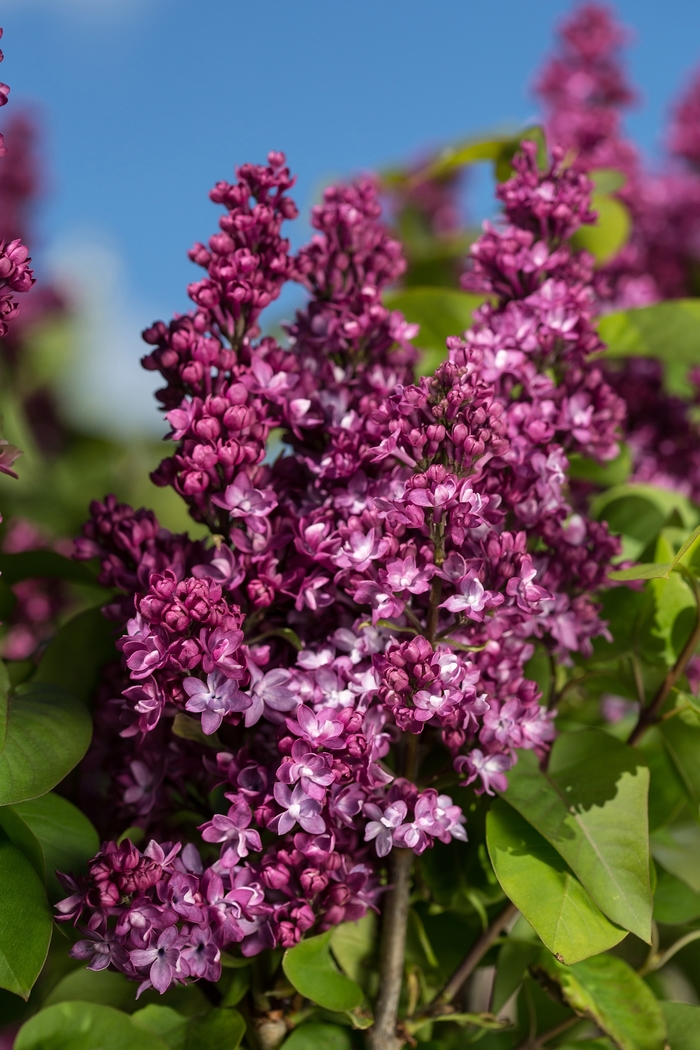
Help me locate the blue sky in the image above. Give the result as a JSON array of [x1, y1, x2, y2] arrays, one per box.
[[2, 0, 700, 432]]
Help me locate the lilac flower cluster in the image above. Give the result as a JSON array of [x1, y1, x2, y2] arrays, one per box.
[[668, 70, 700, 170], [0, 29, 34, 338], [535, 4, 700, 501], [62, 147, 621, 992]]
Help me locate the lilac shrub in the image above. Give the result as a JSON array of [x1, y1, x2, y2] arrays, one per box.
[[58, 146, 622, 997]]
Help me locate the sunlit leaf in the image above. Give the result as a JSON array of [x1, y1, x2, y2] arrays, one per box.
[[330, 913, 376, 983], [599, 299, 700, 397], [487, 800, 626, 964], [283, 931, 363, 1012], [502, 731, 652, 942], [571, 193, 631, 264], [384, 286, 486, 375]]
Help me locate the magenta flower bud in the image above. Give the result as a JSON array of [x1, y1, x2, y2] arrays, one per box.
[[300, 868, 329, 895]]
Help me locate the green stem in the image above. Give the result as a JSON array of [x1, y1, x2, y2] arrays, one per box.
[[640, 928, 700, 975], [628, 574, 700, 746], [426, 577, 442, 646]]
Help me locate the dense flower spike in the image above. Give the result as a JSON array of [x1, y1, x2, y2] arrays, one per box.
[[535, 4, 700, 500], [63, 145, 621, 991]]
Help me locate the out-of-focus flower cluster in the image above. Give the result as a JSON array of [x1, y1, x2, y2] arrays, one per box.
[[59, 145, 622, 993], [0, 29, 34, 342], [537, 3, 700, 502]]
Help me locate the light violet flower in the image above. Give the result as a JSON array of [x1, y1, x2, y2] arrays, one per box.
[[183, 671, 251, 734], [364, 801, 407, 857]]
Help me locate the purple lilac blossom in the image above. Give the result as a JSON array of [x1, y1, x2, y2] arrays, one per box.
[[62, 146, 622, 990]]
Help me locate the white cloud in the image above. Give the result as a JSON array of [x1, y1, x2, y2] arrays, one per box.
[[48, 233, 166, 438]]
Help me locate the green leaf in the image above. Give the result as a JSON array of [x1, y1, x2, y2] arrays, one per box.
[[330, 913, 376, 983], [492, 938, 542, 1013], [14, 1002, 171, 1050], [282, 1023, 354, 1050], [650, 824, 700, 892], [534, 953, 667, 1050], [592, 484, 699, 548], [658, 716, 700, 815], [0, 550, 100, 586], [571, 193, 631, 264], [502, 730, 652, 942], [660, 1002, 700, 1050], [487, 800, 626, 964], [11, 792, 99, 901], [641, 732, 687, 832], [0, 804, 45, 881], [132, 1006, 187, 1050], [599, 299, 700, 397], [219, 966, 250, 1007], [384, 286, 486, 375], [0, 836, 52, 998], [283, 931, 363, 1012], [43, 968, 139, 1011], [590, 169, 627, 194], [185, 1008, 246, 1050], [34, 607, 116, 704], [608, 563, 673, 581], [568, 445, 632, 487], [654, 865, 700, 924], [0, 682, 92, 805], [402, 124, 546, 182]]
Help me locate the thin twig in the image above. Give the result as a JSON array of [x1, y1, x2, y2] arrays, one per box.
[[367, 848, 414, 1050], [628, 574, 700, 746], [513, 1014, 579, 1050], [426, 577, 442, 645], [428, 900, 518, 1011]]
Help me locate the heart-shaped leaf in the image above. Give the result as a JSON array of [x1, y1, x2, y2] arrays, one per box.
[[0, 682, 92, 806], [283, 931, 363, 1011]]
